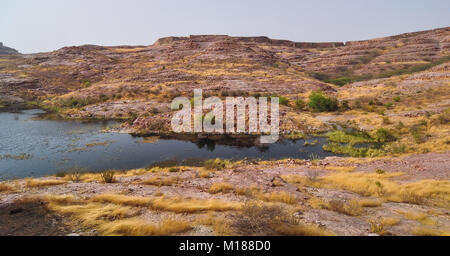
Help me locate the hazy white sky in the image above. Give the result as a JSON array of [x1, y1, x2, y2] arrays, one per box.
[[1, 0, 449, 53]]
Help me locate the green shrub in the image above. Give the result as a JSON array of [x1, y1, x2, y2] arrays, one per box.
[[82, 81, 91, 88], [340, 100, 351, 111], [325, 77, 354, 86], [322, 143, 384, 158], [311, 72, 331, 81], [410, 126, 425, 144], [326, 130, 373, 144], [376, 169, 385, 174], [308, 91, 338, 112], [101, 171, 115, 183], [168, 167, 179, 173], [371, 128, 396, 143], [393, 96, 401, 102], [278, 96, 289, 106], [59, 97, 91, 108], [389, 143, 406, 154], [436, 108, 450, 125]]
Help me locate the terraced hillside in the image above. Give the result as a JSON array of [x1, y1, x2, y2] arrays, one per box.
[[0, 27, 449, 139]]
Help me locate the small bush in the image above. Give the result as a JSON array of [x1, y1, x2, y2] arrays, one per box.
[[369, 219, 385, 235], [410, 126, 426, 144], [326, 130, 373, 144], [323, 143, 385, 158], [59, 97, 90, 108], [388, 142, 406, 154], [308, 91, 338, 112], [376, 169, 385, 175], [295, 98, 306, 110], [232, 201, 332, 236], [204, 159, 228, 170], [340, 100, 351, 111], [101, 171, 115, 183], [82, 81, 91, 88], [0, 183, 14, 192], [278, 96, 289, 106], [371, 128, 396, 143], [393, 96, 401, 102], [168, 167, 179, 173], [436, 108, 450, 125], [400, 190, 424, 205], [67, 165, 87, 183], [329, 200, 363, 216]]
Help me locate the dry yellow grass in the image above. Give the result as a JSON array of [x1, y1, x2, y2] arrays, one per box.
[[398, 210, 437, 226], [232, 200, 334, 236], [43, 194, 77, 204], [199, 170, 213, 178], [116, 168, 149, 177], [0, 182, 14, 192], [99, 219, 192, 236], [358, 198, 383, 207], [92, 194, 152, 207], [283, 172, 450, 206], [91, 193, 242, 213], [257, 191, 298, 205], [25, 178, 67, 188], [197, 213, 233, 236], [412, 227, 450, 236], [235, 184, 263, 196], [142, 176, 181, 186], [325, 166, 355, 172], [272, 223, 335, 236], [47, 201, 133, 227], [150, 196, 242, 213], [369, 219, 386, 235], [328, 199, 364, 216], [43, 194, 192, 236], [308, 196, 330, 210], [209, 183, 235, 194], [381, 217, 400, 226], [281, 175, 316, 187]]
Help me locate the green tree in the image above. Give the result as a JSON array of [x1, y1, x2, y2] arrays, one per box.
[[308, 91, 338, 112]]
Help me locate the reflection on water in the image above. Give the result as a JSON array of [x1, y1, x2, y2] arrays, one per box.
[[0, 110, 336, 180]]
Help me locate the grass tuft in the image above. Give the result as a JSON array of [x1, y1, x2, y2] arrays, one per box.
[[25, 178, 67, 188], [209, 183, 235, 194], [99, 219, 192, 236], [142, 176, 181, 186]]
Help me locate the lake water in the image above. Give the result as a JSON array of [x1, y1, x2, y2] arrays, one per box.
[[0, 110, 335, 180]]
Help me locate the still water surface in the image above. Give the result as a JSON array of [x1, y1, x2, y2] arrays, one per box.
[[0, 110, 336, 180]]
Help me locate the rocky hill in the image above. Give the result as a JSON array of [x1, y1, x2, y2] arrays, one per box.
[[0, 42, 19, 55], [0, 27, 448, 140]]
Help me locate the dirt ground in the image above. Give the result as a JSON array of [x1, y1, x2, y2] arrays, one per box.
[[0, 200, 73, 236], [0, 151, 448, 236]]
